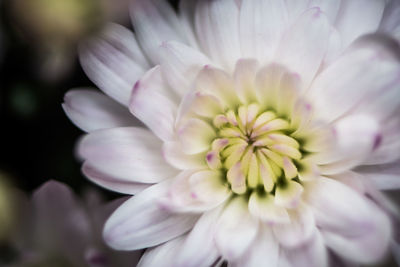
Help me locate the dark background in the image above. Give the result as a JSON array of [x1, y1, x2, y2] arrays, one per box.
[[0, 0, 179, 196]]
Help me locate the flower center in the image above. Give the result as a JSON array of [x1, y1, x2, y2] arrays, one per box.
[[205, 103, 303, 196]]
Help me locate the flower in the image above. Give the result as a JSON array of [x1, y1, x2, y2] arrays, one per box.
[[63, 0, 400, 266], [3, 181, 140, 267]]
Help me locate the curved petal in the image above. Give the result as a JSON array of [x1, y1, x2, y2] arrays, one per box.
[[176, 207, 223, 267], [129, 67, 178, 141], [231, 226, 279, 267], [276, 7, 331, 89], [82, 163, 152, 195], [138, 236, 186, 267], [159, 41, 211, 97], [104, 181, 199, 250], [162, 141, 207, 170], [308, 34, 400, 123], [79, 24, 146, 106], [130, 0, 187, 64], [79, 127, 177, 184], [239, 0, 288, 64], [63, 89, 139, 133], [178, 118, 216, 155], [356, 160, 400, 190], [195, 0, 241, 70], [214, 197, 259, 261], [335, 0, 385, 48]]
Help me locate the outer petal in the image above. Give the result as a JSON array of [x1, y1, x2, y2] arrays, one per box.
[[129, 67, 178, 141], [79, 24, 147, 106], [195, 0, 241, 70], [335, 0, 385, 48], [63, 89, 139, 133], [138, 236, 185, 267], [281, 230, 328, 267], [104, 181, 199, 250], [305, 177, 392, 264], [356, 160, 400, 190], [239, 0, 288, 64], [79, 127, 177, 184], [231, 226, 279, 267], [276, 7, 331, 89], [308, 35, 400, 122], [176, 207, 223, 267], [130, 0, 187, 64], [214, 197, 259, 261], [158, 41, 211, 97], [82, 163, 152, 195]]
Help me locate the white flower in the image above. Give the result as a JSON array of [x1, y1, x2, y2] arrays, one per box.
[[63, 0, 400, 266]]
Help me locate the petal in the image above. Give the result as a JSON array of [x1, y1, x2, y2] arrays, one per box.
[[79, 24, 146, 106], [214, 197, 259, 261], [63, 89, 139, 133], [248, 192, 290, 224], [282, 230, 328, 267], [335, 0, 385, 48], [82, 163, 152, 195], [231, 227, 279, 267], [162, 141, 207, 170], [356, 160, 400, 190], [138, 236, 186, 267], [195, 0, 241, 70], [129, 67, 178, 141], [159, 41, 211, 97], [104, 181, 199, 250], [130, 0, 187, 64], [308, 0, 341, 23], [176, 207, 223, 267], [273, 203, 316, 248], [79, 127, 177, 184], [275, 181, 303, 209], [178, 0, 200, 49], [233, 59, 259, 104], [317, 115, 380, 174], [308, 34, 400, 122], [178, 118, 216, 154], [239, 0, 288, 64], [276, 7, 331, 89]]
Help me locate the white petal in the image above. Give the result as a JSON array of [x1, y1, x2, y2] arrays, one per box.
[[159, 41, 211, 97], [162, 141, 207, 170], [233, 59, 259, 104], [356, 160, 400, 190], [82, 163, 152, 195], [176, 207, 223, 267], [178, 118, 216, 154], [273, 203, 315, 248], [276, 7, 331, 89], [275, 181, 303, 209], [318, 115, 379, 174], [79, 127, 177, 184], [129, 67, 177, 141], [335, 0, 385, 48], [248, 192, 290, 224], [214, 197, 259, 261], [284, 0, 309, 21], [79, 24, 146, 106], [231, 227, 279, 267], [179, 0, 200, 49], [282, 230, 328, 267], [130, 0, 187, 64], [305, 177, 391, 245], [308, 0, 341, 23], [308, 35, 400, 122], [239, 0, 288, 64], [195, 0, 241, 70], [104, 181, 199, 250], [380, 0, 400, 35], [138, 235, 185, 267], [63, 89, 139, 133]]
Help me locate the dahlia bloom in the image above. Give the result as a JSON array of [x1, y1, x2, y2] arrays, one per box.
[[63, 0, 400, 266]]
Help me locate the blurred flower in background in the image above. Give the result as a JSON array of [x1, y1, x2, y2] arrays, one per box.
[[5, 0, 132, 82], [1, 180, 140, 267]]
